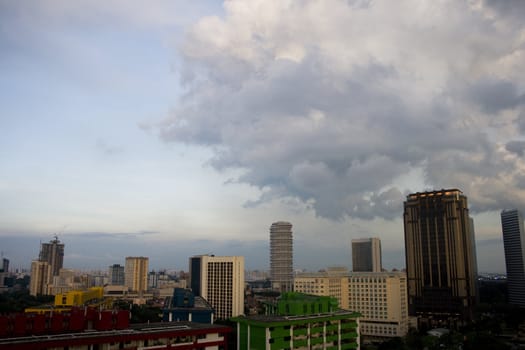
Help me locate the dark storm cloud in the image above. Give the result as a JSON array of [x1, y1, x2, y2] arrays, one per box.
[[157, 0, 525, 220], [506, 141, 525, 157], [467, 79, 524, 114]]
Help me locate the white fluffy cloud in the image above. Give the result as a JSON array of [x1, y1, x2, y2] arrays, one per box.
[[159, 0, 525, 219]]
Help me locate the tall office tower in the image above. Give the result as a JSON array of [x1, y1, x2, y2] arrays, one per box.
[[189, 255, 245, 320], [39, 236, 65, 277], [125, 257, 149, 293], [404, 189, 478, 326], [270, 221, 293, 292], [29, 260, 52, 296], [501, 209, 525, 307], [352, 237, 382, 272], [109, 264, 125, 285]]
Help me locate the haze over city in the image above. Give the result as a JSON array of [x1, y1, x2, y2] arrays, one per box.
[[2, 0, 524, 273]]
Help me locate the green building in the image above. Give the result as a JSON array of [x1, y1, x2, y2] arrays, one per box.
[[233, 292, 360, 350]]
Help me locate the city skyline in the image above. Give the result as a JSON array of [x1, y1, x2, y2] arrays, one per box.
[[2, 1, 524, 274]]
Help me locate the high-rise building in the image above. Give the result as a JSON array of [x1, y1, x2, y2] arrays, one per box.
[[189, 255, 244, 320], [403, 189, 478, 326], [39, 236, 64, 277], [270, 221, 293, 292], [109, 264, 125, 285], [29, 260, 52, 296], [125, 257, 149, 293], [500, 209, 525, 307], [352, 237, 382, 272]]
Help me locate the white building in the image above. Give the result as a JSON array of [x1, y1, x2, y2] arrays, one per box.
[[189, 255, 245, 320], [294, 270, 409, 343]]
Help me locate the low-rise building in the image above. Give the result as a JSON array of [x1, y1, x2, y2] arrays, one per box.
[[0, 321, 231, 350], [234, 292, 360, 350], [163, 288, 215, 324]]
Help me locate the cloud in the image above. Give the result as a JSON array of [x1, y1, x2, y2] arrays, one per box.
[[156, 0, 525, 220]]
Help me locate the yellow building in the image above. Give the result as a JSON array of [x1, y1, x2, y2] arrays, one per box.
[[125, 256, 149, 293], [54, 287, 104, 307]]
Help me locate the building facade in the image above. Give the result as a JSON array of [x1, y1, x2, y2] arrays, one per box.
[[352, 238, 382, 272], [270, 221, 293, 292], [29, 261, 51, 296], [403, 189, 478, 326], [124, 257, 149, 293], [0, 318, 231, 350], [109, 264, 125, 285], [162, 288, 215, 324], [348, 272, 409, 342], [38, 237, 64, 277], [189, 255, 245, 320], [501, 209, 525, 307], [294, 267, 350, 309], [234, 292, 360, 350], [294, 270, 409, 342]]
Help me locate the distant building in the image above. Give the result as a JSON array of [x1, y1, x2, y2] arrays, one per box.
[[189, 255, 244, 320], [270, 221, 293, 292], [0, 258, 9, 291], [38, 236, 64, 277], [233, 292, 360, 350], [352, 237, 382, 272], [108, 264, 125, 285], [125, 257, 149, 293], [0, 258, 9, 273], [501, 209, 525, 307], [29, 260, 51, 296], [404, 189, 478, 327]]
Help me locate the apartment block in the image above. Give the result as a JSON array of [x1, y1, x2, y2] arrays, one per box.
[[125, 257, 149, 293]]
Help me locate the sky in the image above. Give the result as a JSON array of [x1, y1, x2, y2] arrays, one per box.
[[1, 0, 525, 273]]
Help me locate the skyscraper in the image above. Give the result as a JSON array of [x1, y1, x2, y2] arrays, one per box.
[[500, 209, 525, 307], [39, 236, 64, 277], [189, 255, 244, 320], [270, 221, 293, 292], [403, 189, 478, 326], [125, 257, 149, 293], [352, 237, 382, 272]]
